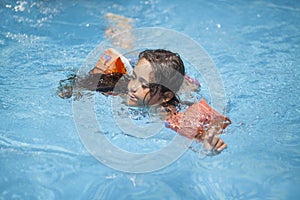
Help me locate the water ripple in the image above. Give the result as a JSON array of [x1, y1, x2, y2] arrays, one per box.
[[273, 132, 300, 147], [0, 134, 80, 157]]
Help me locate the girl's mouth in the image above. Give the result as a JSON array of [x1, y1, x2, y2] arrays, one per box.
[[128, 93, 138, 101]]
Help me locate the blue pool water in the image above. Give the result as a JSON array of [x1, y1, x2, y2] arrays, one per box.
[[1, 0, 299, 199]]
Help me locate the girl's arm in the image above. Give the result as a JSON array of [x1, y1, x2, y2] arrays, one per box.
[[57, 48, 131, 98], [166, 99, 231, 154]]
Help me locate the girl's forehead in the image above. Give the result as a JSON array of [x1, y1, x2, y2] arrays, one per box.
[[134, 58, 153, 80]]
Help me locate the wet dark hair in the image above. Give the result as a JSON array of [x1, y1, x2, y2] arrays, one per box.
[[138, 49, 185, 107]]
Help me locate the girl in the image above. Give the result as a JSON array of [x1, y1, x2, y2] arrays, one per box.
[[124, 49, 230, 153], [126, 49, 184, 112], [58, 48, 230, 153]]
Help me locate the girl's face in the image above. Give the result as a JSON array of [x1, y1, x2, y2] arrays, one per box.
[[127, 58, 163, 106]]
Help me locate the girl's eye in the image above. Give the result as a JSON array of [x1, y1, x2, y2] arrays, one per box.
[[129, 72, 137, 80], [141, 84, 149, 89], [129, 74, 136, 80]]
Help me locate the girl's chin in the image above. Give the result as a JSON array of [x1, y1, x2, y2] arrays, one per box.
[[126, 98, 142, 107], [126, 96, 161, 107]]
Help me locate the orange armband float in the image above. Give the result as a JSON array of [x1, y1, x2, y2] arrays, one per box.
[[83, 48, 133, 93], [90, 48, 132, 75], [166, 99, 231, 141], [58, 48, 132, 98]]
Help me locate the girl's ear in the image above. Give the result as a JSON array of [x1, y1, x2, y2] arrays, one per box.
[[162, 91, 174, 103]]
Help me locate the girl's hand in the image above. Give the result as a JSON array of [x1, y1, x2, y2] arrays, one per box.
[[203, 127, 227, 153]]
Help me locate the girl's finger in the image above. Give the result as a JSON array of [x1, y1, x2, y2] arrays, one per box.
[[211, 135, 220, 147], [216, 141, 227, 152]]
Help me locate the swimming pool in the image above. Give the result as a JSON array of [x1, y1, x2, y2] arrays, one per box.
[[1, 0, 299, 199]]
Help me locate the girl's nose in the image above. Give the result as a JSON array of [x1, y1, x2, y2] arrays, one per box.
[[128, 80, 138, 93]]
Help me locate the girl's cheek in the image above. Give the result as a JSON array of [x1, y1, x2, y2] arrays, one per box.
[[127, 80, 133, 91]]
